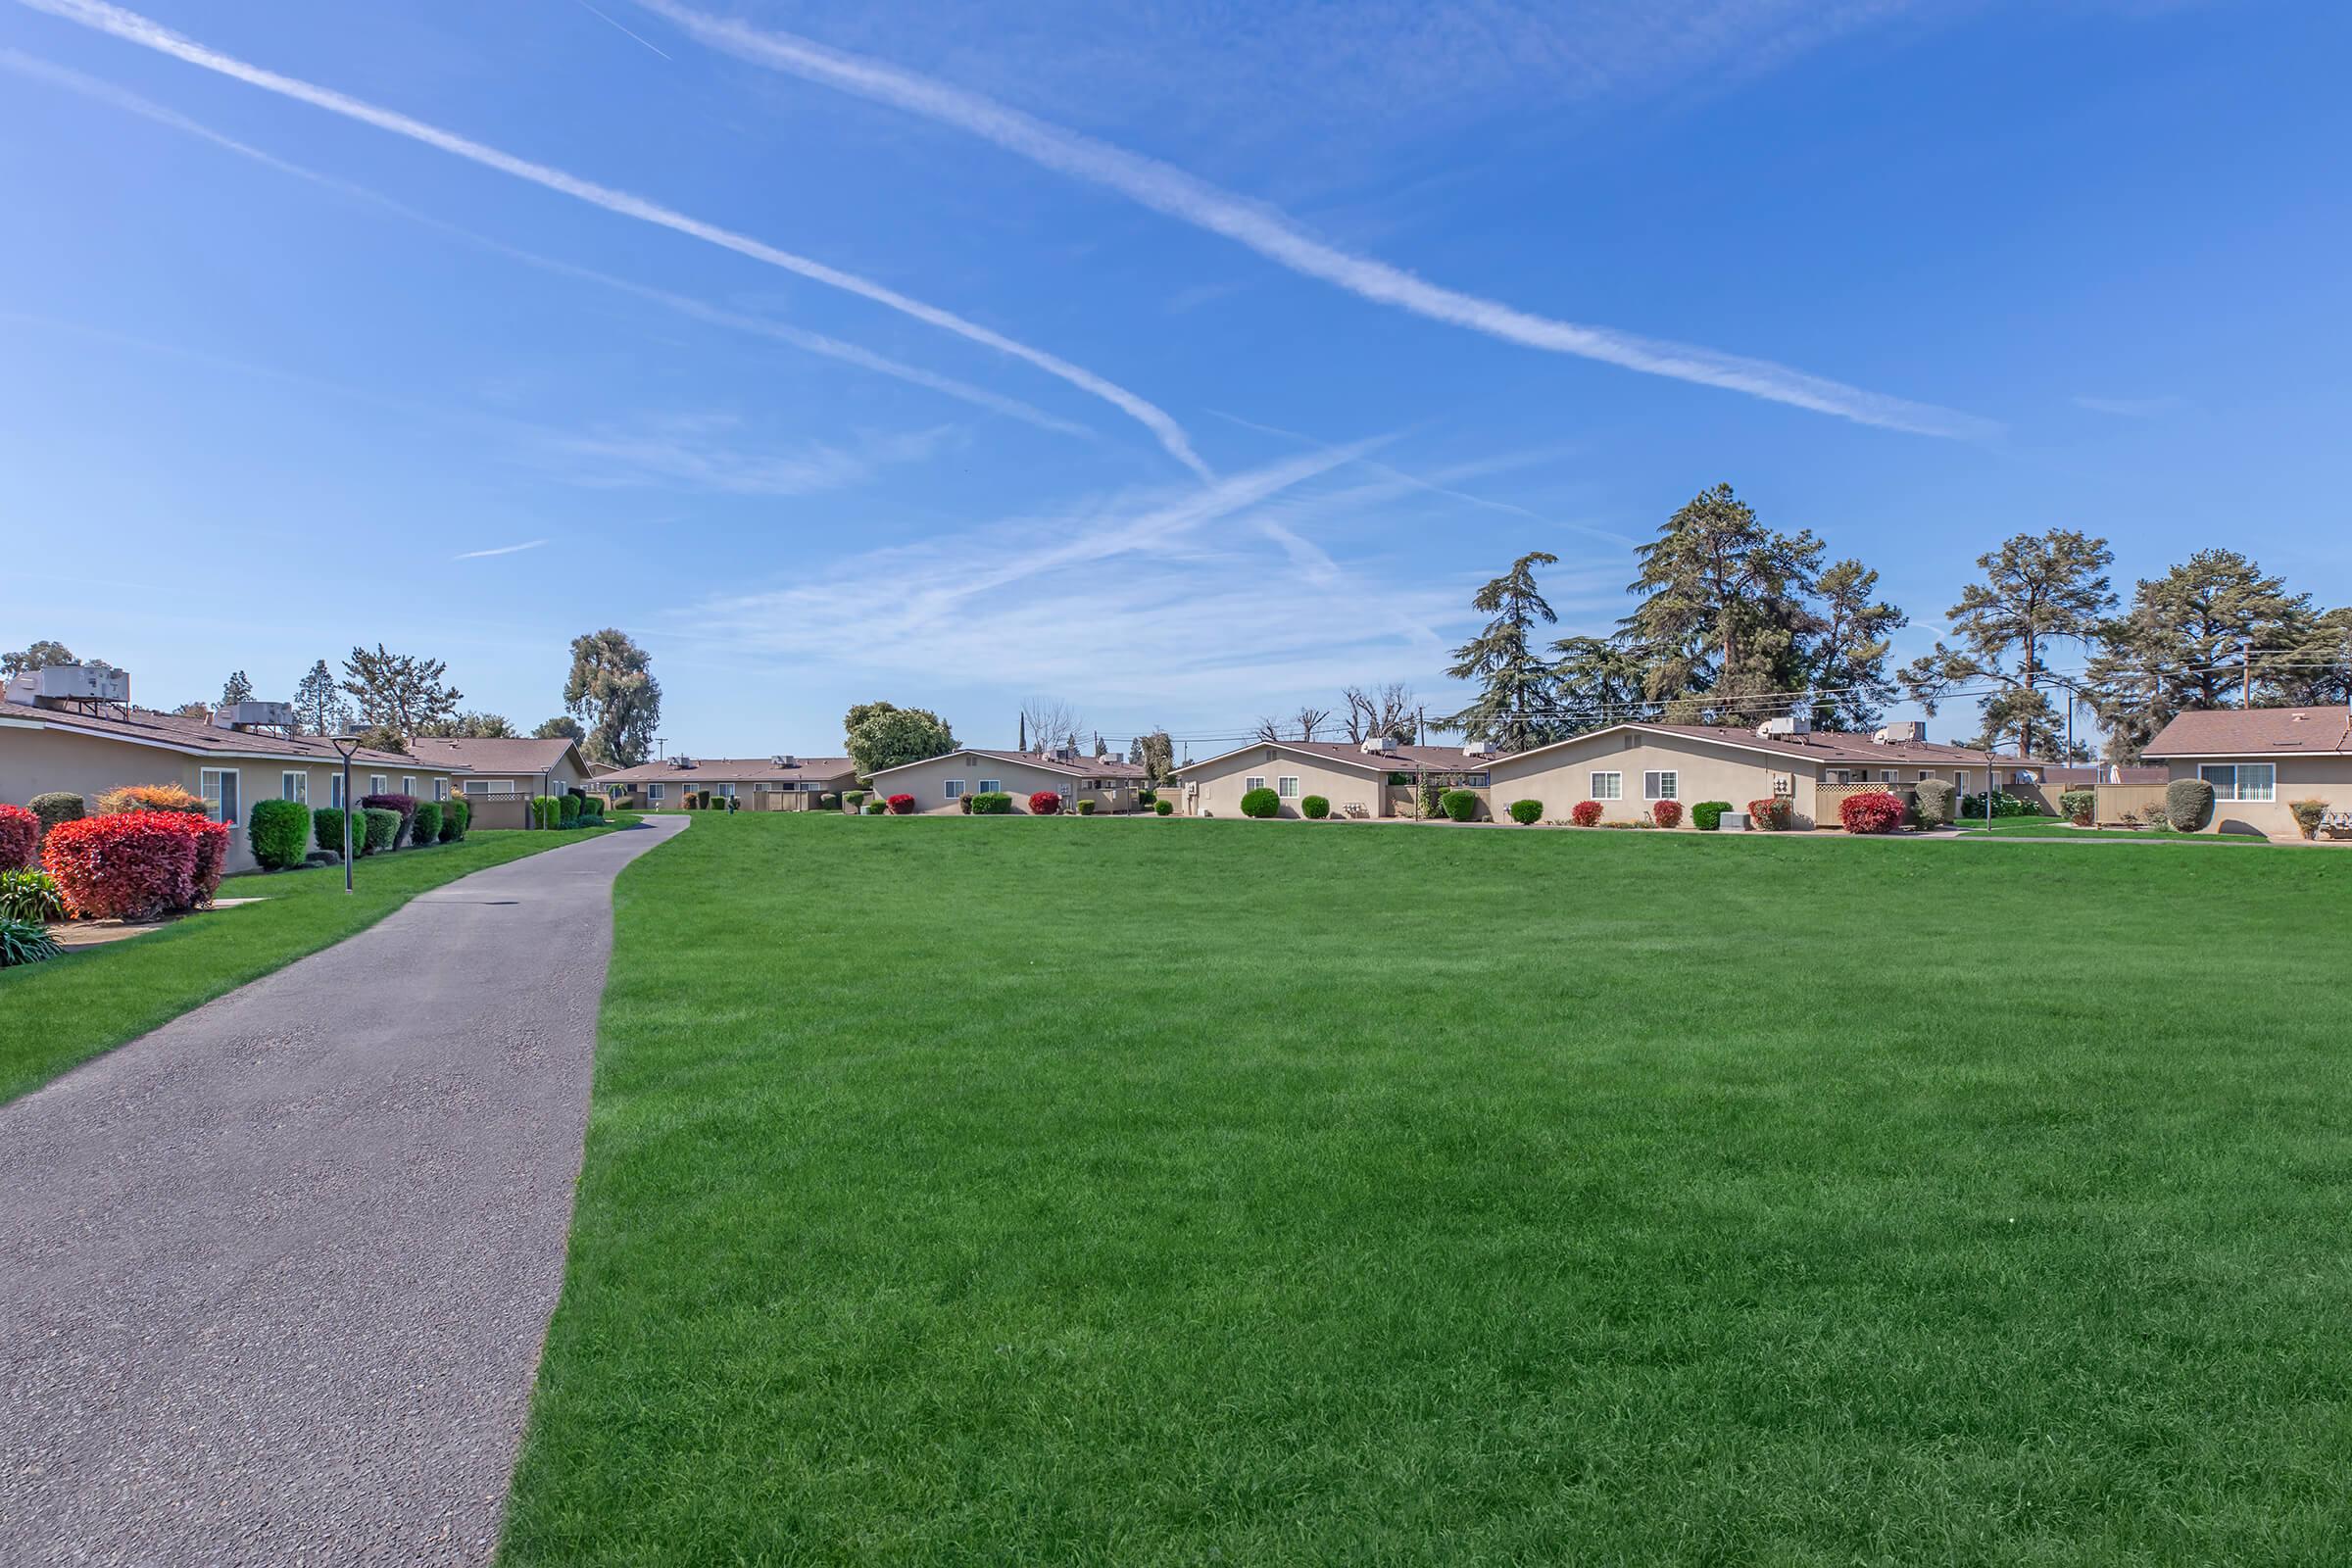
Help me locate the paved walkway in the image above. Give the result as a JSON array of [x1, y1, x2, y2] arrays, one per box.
[[0, 814, 686, 1566]]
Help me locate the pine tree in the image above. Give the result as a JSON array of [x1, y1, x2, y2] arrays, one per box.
[[218, 669, 255, 708], [1446, 552, 1562, 753], [341, 644, 463, 739], [2086, 550, 2316, 758], [1802, 560, 1907, 730], [1620, 484, 1824, 710], [1901, 530, 2115, 756], [292, 659, 352, 736]]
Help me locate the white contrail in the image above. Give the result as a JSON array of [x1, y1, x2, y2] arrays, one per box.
[[13, 0, 1209, 476], [567, 0, 671, 60], [453, 538, 550, 560], [1, 47, 1092, 438], [633, 0, 1998, 441]]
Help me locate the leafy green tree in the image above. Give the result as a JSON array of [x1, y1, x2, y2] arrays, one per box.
[[1446, 551, 1563, 753], [1802, 560, 1907, 730], [415, 711, 518, 739], [1901, 529, 2115, 757], [1620, 484, 1824, 709], [2, 640, 91, 677], [218, 669, 254, 708], [292, 659, 352, 736], [845, 701, 956, 777], [341, 644, 463, 739], [533, 715, 586, 742], [2086, 551, 2317, 759], [563, 628, 662, 767], [1130, 728, 1175, 784]]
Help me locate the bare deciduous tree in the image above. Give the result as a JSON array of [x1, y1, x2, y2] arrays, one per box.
[[1342, 683, 1419, 745], [1293, 706, 1332, 741], [1019, 696, 1084, 754]]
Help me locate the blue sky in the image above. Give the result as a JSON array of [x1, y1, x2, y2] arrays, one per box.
[[3, 0, 2346, 757]]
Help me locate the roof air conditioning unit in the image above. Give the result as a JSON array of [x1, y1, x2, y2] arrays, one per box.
[[1361, 736, 1396, 754], [771, 755, 796, 768], [1756, 716, 1806, 738], [673, 755, 694, 768], [1873, 720, 1927, 745], [34, 663, 130, 703], [1460, 737, 1493, 758], [215, 700, 296, 730]]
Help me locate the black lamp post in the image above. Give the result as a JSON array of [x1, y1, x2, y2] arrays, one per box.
[[331, 728, 362, 894]]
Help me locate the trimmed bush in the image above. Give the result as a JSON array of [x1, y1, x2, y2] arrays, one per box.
[[1240, 787, 1280, 818], [1441, 789, 1479, 822], [1570, 800, 1604, 828], [2288, 799, 2328, 839], [1691, 801, 1732, 832], [1651, 799, 1685, 829], [1154, 800, 1173, 815], [1077, 799, 1097, 815], [1505, 799, 1543, 825], [96, 782, 206, 815], [1301, 795, 1330, 819], [558, 795, 581, 828], [312, 807, 352, 858], [0, 868, 66, 923], [1958, 790, 2037, 820], [443, 797, 469, 841], [2057, 788, 2097, 826], [970, 791, 1014, 814], [863, 800, 887, 814], [410, 802, 444, 847], [818, 792, 839, 810], [362, 808, 400, 855], [579, 795, 605, 820], [41, 810, 228, 919], [843, 790, 867, 813], [0, 804, 38, 869], [1913, 778, 1956, 828], [2165, 777, 2215, 833], [1, 915, 60, 968], [247, 798, 314, 870], [1838, 791, 1905, 834], [361, 792, 419, 847], [1029, 791, 1063, 815], [887, 793, 917, 814], [1138, 789, 1157, 807], [29, 791, 85, 842], [1747, 797, 1794, 831]]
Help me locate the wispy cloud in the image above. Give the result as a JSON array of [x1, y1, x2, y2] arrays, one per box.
[[534, 416, 957, 496], [2072, 394, 2186, 418], [633, 0, 1996, 440], [453, 538, 549, 560], [1, 47, 1096, 441], [15, 0, 1210, 478]]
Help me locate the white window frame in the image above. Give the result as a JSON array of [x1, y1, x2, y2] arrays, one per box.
[[943, 779, 965, 799], [368, 773, 387, 796], [2199, 762, 2274, 803], [433, 778, 450, 802], [330, 774, 346, 809], [1590, 770, 1622, 801], [1244, 775, 1267, 792], [1642, 770, 1677, 801], [1277, 776, 1300, 798], [716, 782, 737, 799], [280, 770, 308, 805], [200, 767, 241, 825], [402, 775, 416, 796], [647, 782, 665, 803], [977, 778, 1003, 795]]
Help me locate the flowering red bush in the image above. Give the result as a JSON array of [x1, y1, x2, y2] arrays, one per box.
[[40, 810, 230, 919], [1650, 799, 1684, 829], [0, 804, 38, 869], [886, 793, 916, 814], [1746, 798, 1794, 831], [1029, 791, 1062, 815], [1838, 790, 1907, 834], [1570, 800, 1604, 827]]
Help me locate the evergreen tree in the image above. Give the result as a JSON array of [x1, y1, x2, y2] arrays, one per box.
[[415, 711, 518, 739], [2264, 607, 2352, 709], [218, 669, 255, 708], [563, 628, 662, 767], [1132, 729, 1175, 784], [341, 644, 463, 739], [1446, 552, 1563, 753], [534, 715, 586, 741], [292, 659, 352, 736], [1802, 560, 1907, 730], [1901, 529, 2115, 756], [1548, 635, 1648, 730], [1, 639, 82, 677], [2086, 550, 2317, 758], [1620, 484, 1823, 708]]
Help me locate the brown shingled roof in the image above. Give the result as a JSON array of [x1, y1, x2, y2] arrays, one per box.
[[599, 755, 858, 785], [0, 700, 434, 768], [403, 736, 583, 774], [2140, 708, 2352, 759]]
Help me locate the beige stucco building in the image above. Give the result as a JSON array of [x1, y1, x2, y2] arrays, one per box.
[[863, 749, 1150, 813], [1, 673, 465, 873], [2141, 707, 2352, 837], [599, 754, 858, 808], [1170, 740, 1494, 818], [1481, 721, 2043, 828], [404, 735, 595, 800]]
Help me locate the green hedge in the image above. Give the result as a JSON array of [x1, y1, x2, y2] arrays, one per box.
[[362, 807, 400, 855], [1912, 779, 1956, 828], [1690, 801, 1733, 832], [1076, 799, 1096, 815], [410, 802, 444, 847], [862, 800, 887, 814], [1154, 800, 1173, 815], [1441, 789, 1479, 822], [245, 798, 313, 870], [559, 795, 582, 828], [1507, 799, 1542, 825], [28, 791, 84, 840], [969, 791, 1014, 814], [442, 797, 469, 841], [312, 807, 352, 858], [1240, 787, 1280, 818], [2165, 777, 2215, 832], [1301, 795, 1330, 819]]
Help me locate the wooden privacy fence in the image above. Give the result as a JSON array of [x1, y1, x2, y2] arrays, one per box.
[[2091, 783, 2171, 822]]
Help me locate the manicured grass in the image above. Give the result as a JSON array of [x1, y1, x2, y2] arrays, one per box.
[[507, 815, 2352, 1564], [0, 826, 615, 1102], [1958, 816, 2264, 842]]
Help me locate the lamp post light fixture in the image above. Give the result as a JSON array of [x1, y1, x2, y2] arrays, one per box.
[[331, 728, 363, 894]]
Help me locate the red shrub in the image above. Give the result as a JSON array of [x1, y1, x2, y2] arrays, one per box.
[[1029, 791, 1062, 815], [1650, 799, 1684, 829], [0, 804, 38, 869], [1746, 798, 1794, 831], [1570, 800, 1604, 827], [1838, 790, 1907, 834], [886, 793, 916, 814], [40, 810, 230, 920]]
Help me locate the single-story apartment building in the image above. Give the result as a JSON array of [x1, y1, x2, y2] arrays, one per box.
[[2140, 707, 2351, 838], [404, 735, 596, 800], [1, 666, 466, 873], [1480, 719, 2046, 828], [1170, 739, 1494, 818], [863, 749, 1150, 813], [599, 754, 859, 808]]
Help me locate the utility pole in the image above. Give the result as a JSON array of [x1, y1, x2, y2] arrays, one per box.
[[2242, 639, 2253, 707]]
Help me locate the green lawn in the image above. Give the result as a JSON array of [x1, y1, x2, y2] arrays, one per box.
[[506, 814, 2352, 1565], [1957, 815, 2265, 842], [0, 825, 616, 1102]]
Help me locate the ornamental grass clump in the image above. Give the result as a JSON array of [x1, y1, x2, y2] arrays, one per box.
[[0, 868, 66, 923], [0, 915, 60, 968]]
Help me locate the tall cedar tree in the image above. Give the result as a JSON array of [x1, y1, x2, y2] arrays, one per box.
[[292, 659, 352, 736], [2266, 607, 2352, 709], [2086, 550, 2316, 760], [1804, 560, 1908, 730], [414, 711, 517, 738], [1446, 552, 1562, 753], [218, 669, 254, 708], [1619, 485, 1824, 713], [563, 629, 662, 768], [1548, 636, 1649, 729], [341, 644, 462, 743], [1900, 530, 2115, 758]]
